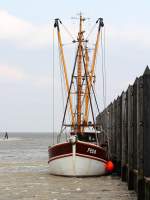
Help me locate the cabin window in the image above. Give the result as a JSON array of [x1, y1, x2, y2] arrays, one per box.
[[77, 133, 96, 142]]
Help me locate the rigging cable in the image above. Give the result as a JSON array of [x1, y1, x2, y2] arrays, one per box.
[[52, 28, 55, 145], [61, 23, 75, 41], [58, 47, 65, 125], [58, 37, 71, 140], [57, 20, 75, 129], [103, 27, 107, 108], [101, 27, 111, 159], [60, 46, 80, 134], [91, 82, 100, 114], [81, 47, 96, 130], [85, 22, 97, 41], [101, 29, 106, 109]]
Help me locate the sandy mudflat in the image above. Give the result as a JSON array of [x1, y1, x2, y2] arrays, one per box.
[[0, 135, 137, 200], [0, 162, 137, 200]]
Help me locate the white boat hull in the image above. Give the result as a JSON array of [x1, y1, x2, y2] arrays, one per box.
[[48, 154, 106, 176]]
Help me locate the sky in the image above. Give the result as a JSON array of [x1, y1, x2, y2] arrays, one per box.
[[0, 0, 150, 132]]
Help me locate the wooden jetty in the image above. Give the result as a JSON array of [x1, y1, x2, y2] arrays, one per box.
[[96, 66, 150, 200]]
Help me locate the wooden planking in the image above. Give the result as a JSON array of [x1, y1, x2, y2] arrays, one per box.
[[96, 66, 150, 199]]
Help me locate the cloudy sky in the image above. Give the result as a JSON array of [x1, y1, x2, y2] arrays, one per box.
[[0, 0, 150, 132]]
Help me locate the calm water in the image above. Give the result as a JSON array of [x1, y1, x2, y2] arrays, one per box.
[[0, 133, 53, 173], [0, 133, 137, 200]]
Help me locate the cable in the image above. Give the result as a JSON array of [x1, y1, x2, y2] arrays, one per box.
[[58, 47, 65, 120], [60, 47, 79, 133], [103, 27, 107, 108], [101, 29, 106, 109], [61, 23, 75, 41], [85, 22, 97, 40], [52, 28, 55, 145], [100, 27, 111, 159]]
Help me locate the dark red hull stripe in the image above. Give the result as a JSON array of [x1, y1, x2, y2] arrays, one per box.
[[48, 141, 107, 161], [76, 142, 107, 160], [48, 142, 72, 158], [49, 142, 69, 149], [48, 153, 107, 164]]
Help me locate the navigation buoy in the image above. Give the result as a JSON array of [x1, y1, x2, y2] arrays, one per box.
[[105, 161, 114, 172]]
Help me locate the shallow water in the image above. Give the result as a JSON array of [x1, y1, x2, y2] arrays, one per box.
[[0, 133, 137, 200]]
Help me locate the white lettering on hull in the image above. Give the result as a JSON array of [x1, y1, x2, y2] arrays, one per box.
[[87, 148, 96, 154]]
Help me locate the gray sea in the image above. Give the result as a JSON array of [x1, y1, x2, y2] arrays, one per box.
[[0, 133, 137, 200]]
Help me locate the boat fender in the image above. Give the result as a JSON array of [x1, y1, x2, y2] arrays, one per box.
[[105, 161, 114, 172], [69, 135, 77, 145]]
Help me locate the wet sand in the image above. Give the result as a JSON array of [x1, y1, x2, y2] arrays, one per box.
[[0, 162, 137, 200], [0, 135, 137, 199]]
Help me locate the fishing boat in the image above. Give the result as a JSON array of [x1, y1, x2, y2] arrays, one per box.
[[48, 14, 113, 176]]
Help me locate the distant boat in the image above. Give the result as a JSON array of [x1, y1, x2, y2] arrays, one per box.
[[48, 14, 113, 176]]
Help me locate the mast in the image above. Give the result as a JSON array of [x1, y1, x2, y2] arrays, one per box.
[[77, 14, 83, 133]]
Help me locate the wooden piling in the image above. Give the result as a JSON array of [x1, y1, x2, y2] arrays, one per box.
[[137, 76, 144, 200], [116, 96, 122, 175], [127, 85, 134, 190], [112, 100, 117, 162], [145, 177, 150, 200], [109, 103, 113, 159], [121, 92, 128, 181], [133, 78, 138, 192]]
